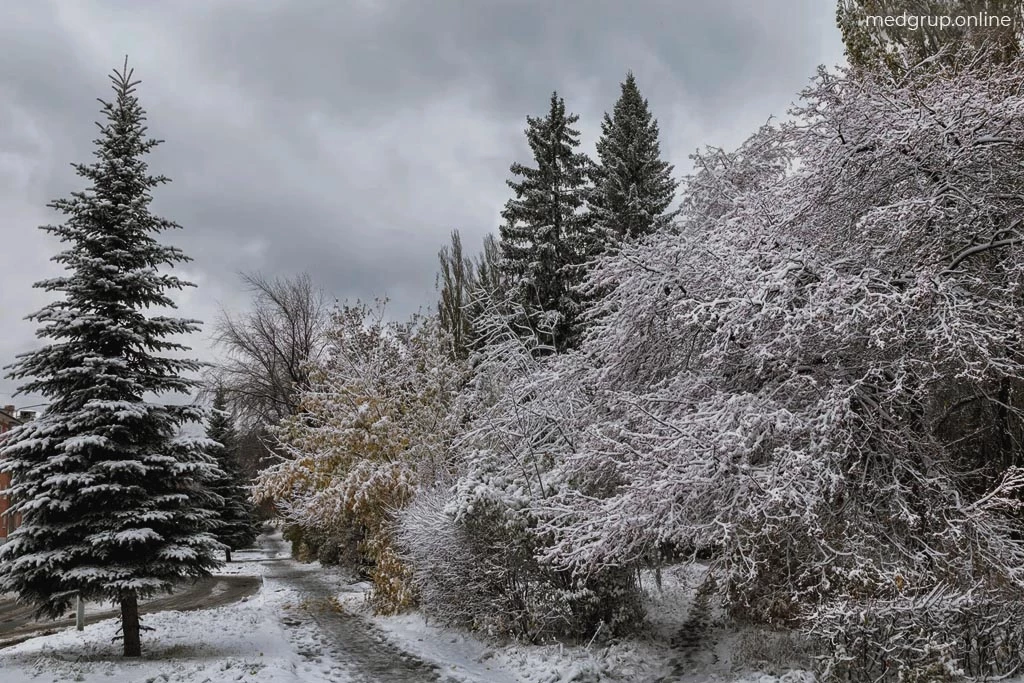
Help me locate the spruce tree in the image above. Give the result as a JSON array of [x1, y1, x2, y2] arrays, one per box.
[[500, 92, 593, 352], [589, 72, 677, 246], [207, 388, 258, 562], [0, 60, 221, 657]]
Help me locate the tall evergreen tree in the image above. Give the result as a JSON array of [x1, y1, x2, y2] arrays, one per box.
[[206, 388, 258, 562], [589, 72, 677, 246], [0, 60, 221, 657], [500, 92, 593, 352]]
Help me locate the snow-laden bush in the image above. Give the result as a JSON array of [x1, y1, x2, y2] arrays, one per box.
[[433, 55, 1024, 674], [395, 488, 488, 628], [254, 303, 466, 613], [396, 308, 644, 641], [402, 487, 644, 642], [809, 586, 1024, 681]]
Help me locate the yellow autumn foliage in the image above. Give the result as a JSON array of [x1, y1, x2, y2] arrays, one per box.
[[254, 302, 465, 613]]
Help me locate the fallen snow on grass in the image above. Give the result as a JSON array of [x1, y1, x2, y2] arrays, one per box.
[[0, 538, 349, 683], [336, 563, 817, 683], [1, 541, 817, 683], [0, 587, 306, 683]]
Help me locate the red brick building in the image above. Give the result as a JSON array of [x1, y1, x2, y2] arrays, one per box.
[[0, 405, 24, 544]]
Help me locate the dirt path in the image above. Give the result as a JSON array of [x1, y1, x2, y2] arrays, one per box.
[[259, 534, 445, 682]]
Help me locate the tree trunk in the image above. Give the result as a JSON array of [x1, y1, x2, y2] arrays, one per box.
[[76, 594, 85, 631], [120, 593, 141, 657], [225, 547, 232, 563]]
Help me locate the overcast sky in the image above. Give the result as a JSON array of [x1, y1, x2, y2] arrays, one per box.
[[0, 0, 846, 409]]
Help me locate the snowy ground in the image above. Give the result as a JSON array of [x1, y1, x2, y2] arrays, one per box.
[[0, 549, 285, 681], [337, 564, 818, 683], [0, 535, 306, 683], [0, 535, 816, 682], [0, 574, 260, 648]]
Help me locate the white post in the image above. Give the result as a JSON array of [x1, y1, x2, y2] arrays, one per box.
[[76, 594, 85, 631]]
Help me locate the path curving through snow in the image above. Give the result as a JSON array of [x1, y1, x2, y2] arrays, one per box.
[[258, 533, 446, 682], [0, 532, 503, 683]]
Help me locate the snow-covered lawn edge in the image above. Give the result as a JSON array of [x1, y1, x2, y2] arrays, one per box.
[[334, 564, 819, 683], [0, 556, 295, 683], [0, 538, 340, 683]]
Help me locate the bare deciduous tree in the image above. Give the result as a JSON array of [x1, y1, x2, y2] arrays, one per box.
[[212, 273, 329, 430]]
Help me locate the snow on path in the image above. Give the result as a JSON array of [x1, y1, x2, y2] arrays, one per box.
[[258, 534, 447, 682], [0, 532, 521, 683], [0, 532, 818, 683]]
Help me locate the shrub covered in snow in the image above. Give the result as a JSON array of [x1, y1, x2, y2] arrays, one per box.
[[395, 307, 645, 641], [259, 49, 1024, 681], [425, 54, 1024, 675], [254, 303, 467, 613], [808, 586, 1024, 681]]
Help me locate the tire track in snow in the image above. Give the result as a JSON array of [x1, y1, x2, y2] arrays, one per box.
[[261, 536, 445, 682]]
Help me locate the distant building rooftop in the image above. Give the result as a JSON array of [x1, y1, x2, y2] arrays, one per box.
[[0, 405, 20, 432]]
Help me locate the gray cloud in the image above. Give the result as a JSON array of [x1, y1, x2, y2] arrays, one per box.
[[0, 0, 845, 407]]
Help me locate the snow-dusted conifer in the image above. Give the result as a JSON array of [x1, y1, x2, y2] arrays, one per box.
[[589, 72, 677, 245], [500, 92, 593, 352], [206, 388, 258, 562], [0, 60, 221, 657]]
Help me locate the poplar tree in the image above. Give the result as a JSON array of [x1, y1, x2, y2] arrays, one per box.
[[437, 230, 476, 360]]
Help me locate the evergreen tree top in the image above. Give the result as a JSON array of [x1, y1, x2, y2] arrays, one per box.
[[598, 73, 668, 171], [503, 92, 590, 223], [206, 387, 236, 449], [611, 72, 645, 120], [590, 72, 678, 242], [7, 58, 202, 411], [499, 91, 594, 353]]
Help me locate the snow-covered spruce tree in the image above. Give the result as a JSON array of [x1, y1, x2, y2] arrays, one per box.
[[206, 387, 258, 562], [500, 92, 593, 353], [588, 72, 677, 246], [0, 62, 221, 658]]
